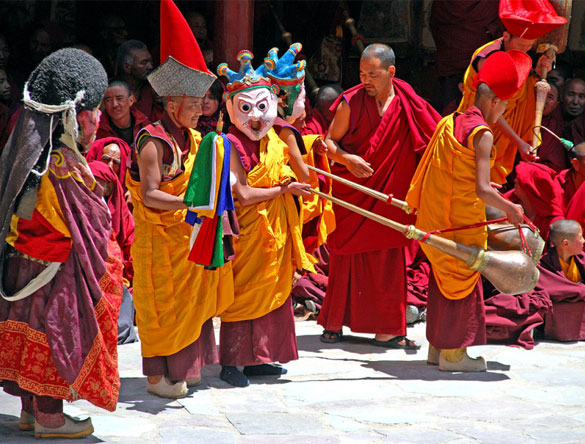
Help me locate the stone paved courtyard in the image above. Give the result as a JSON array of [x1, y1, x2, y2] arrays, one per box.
[[1, 320, 585, 444]]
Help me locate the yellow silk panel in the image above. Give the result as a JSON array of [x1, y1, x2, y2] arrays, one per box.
[[221, 129, 315, 322], [406, 115, 491, 300], [126, 129, 234, 357]]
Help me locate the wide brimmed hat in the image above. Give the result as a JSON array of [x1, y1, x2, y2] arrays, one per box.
[[147, 0, 216, 97]]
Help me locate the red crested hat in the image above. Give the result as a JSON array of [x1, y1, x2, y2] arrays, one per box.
[[499, 0, 567, 40], [472, 50, 532, 100], [147, 0, 215, 97]]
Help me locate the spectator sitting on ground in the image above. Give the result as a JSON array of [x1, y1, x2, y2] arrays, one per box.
[[535, 219, 585, 342], [97, 80, 150, 146]]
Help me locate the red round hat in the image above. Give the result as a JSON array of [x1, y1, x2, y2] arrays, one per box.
[[499, 0, 567, 40], [472, 50, 532, 100]]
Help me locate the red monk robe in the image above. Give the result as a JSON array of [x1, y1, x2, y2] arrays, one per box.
[[512, 162, 564, 241], [565, 113, 585, 146], [318, 80, 440, 336], [538, 105, 569, 173], [535, 247, 585, 341], [566, 185, 585, 234], [302, 107, 328, 136], [555, 167, 584, 212], [483, 279, 551, 350]]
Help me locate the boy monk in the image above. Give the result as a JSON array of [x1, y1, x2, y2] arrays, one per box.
[[406, 50, 531, 372], [536, 219, 585, 341]]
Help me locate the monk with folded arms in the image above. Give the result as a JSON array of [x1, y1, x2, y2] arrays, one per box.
[[407, 50, 531, 372]]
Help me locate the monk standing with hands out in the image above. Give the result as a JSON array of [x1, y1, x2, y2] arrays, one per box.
[[318, 43, 440, 348]]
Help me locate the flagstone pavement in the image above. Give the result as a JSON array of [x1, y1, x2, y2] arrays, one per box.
[[1, 320, 585, 444]]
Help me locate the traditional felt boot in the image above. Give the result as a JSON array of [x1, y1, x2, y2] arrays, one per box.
[[439, 348, 486, 372], [34, 414, 93, 439], [147, 377, 188, 398], [186, 376, 202, 387], [427, 344, 440, 366], [19, 409, 35, 431]]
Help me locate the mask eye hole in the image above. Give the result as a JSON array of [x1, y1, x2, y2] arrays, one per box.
[[257, 100, 267, 111], [239, 101, 251, 113]]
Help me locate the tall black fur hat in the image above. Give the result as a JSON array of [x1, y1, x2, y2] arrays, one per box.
[[26, 48, 107, 111]]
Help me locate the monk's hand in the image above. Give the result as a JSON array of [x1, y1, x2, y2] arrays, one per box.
[[344, 154, 373, 178], [285, 182, 312, 197], [506, 203, 525, 226], [518, 141, 539, 162], [313, 137, 328, 155], [535, 54, 554, 79]]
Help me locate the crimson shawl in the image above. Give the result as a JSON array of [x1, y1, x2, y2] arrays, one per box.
[[328, 80, 440, 254]]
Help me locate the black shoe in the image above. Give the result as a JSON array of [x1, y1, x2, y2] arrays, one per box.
[[243, 363, 287, 376], [220, 366, 249, 387]]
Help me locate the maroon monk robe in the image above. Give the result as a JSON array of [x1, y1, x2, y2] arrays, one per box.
[[565, 113, 585, 146], [555, 168, 583, 212], [96, 107, 151, 146], [405, 243, 430, 310], [88, 161, 135, 284], [132, 84, 164, 123], [538, 106, 569, 173], [86, 137, 131, 192], [483, 279, 551, 350], [219, 127, 298, 366], [514, 162, 564, 241], [566, 184, 585, 234], [535, 247, 585, 341], [318, 80, 440, 335], [302, 107, 328, 136]]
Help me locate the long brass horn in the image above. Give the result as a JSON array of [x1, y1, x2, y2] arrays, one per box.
[[310, 188, 539, 295]]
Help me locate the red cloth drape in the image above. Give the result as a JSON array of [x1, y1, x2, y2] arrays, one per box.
[[328, 80, 441, 255]]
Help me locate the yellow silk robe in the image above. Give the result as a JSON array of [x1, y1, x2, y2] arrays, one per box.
[[406, 114, 493, 300], [127, 129, 234, 358], [221, 129, 314, 322], [458, 38, 537, 185]]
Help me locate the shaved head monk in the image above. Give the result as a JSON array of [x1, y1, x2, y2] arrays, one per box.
[[535, 219, 585, 341], [317, 43, 440, 348]]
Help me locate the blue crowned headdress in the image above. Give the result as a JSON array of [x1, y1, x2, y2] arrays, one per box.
[[263, 43, 306, 116]]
